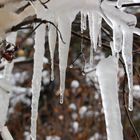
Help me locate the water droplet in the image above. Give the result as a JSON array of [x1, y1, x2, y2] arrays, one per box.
[[60, 94, 64, 104]]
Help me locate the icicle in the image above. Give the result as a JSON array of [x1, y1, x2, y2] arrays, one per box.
[[122, 27, 134, 111], [81, 11, 87, 33], [31, 24, 46, 140], [88, 11, 102, 65], [48, 21, 57, 81], [58, 16, 73, 104], [112, 23, 123, 54], [96, 56, 123, 140]]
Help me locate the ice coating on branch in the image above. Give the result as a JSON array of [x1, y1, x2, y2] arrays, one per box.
[[88, 11, 102, 65], [48, 20, 57, 81], [122, 28, 134, 111], [96, 56, 123, 140], [31, 24, 46, 140]]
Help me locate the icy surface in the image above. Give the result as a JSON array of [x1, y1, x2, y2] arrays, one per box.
[[96, 56, 123, 140]]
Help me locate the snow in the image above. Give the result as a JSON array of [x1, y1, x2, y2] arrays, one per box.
[[72, 121, 79, 133], [69, 103, 77, 111], [96, 56, 123, 140], [46, 136, 61, 140], [79, 106, 88, 118], [133, 85, 140, 98]]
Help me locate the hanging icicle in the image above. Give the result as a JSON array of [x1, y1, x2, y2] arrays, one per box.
[[58, 16, 73, 104], [48, 19, 57, 81], [88, 11, 102, 65], [31, 24, 46, 140], [122, 27, 134, 111], [96, 56, 123, 140]]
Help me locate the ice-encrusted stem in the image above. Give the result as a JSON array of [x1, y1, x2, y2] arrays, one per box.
[[31, 24, 46, 140], [122, 28, 134, 111], [58, 16, 72, 104], [48, 21, 57, 81], [96, 56, 123, 140]]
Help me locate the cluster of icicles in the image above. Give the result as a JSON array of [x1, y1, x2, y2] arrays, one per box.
[[0, 0, 140, 140]]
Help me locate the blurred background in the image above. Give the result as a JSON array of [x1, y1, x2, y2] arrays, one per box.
[[1, 4, 140, 140]]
